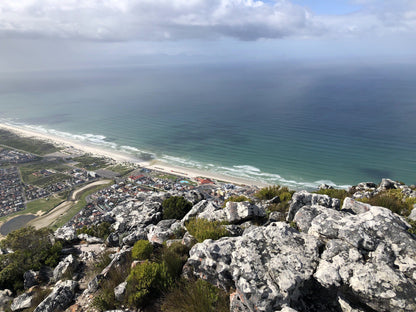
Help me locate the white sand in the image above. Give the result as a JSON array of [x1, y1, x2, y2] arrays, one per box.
[[0, 123, 268, 188]]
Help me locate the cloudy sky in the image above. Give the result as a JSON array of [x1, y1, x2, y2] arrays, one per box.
[[1, 0, 415, 71]]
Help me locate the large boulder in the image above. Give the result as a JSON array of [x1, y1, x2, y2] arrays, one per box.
[[0, 289, 12, 308], [287, 191, 340, 221], [53, 254, 78, 282], [11, 293, 33, 311], [23, 270, 38, 289], [187, 222, 321, 311], [224, 201, 266, 224], [187, 197, 416, 312], [34, 280, 78, 312], [295, 200, 416, 312], [54, 226, 77, 242], [181, 200, 226, 224]]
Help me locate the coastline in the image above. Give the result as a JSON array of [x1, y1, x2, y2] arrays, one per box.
[[0, 122, 269, 188]]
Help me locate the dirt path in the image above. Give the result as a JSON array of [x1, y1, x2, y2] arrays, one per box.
[[27, 179, 111, 229], [71, 180, 111, 200]]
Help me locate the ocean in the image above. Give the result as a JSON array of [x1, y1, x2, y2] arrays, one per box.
[[0, 61, 415, 189]]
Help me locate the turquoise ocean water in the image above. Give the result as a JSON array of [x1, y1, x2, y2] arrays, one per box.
[[0, 62, 415, 189]]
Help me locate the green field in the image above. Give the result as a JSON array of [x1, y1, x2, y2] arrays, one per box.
[[72, 155, 110, 170], [0, 194, 66, 222], [19, 161, 71, 186], [105, 164, 134, 176], [0, 129, 59, 155]]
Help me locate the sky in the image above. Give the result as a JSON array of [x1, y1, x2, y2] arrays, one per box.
[[0, 0, 415, 71]]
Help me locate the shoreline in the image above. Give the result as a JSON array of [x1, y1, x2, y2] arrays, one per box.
[[0, 123, 269, 188]]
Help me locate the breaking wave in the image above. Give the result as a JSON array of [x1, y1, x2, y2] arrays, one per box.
[[1, 119, 350, 190]]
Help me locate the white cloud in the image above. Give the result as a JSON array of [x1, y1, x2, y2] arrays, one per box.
[[0, 0, 414, 41]]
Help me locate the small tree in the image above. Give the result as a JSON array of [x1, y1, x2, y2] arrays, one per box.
[[132, 240, 153, 261], [162, 196, 192, 220]]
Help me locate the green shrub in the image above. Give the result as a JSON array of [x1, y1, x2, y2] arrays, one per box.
[[161, 279, 229, 312], [93, 264, 131, 311], [360, 190, 415, 216], [160, 242, 190, 279], [162, 196, 193, 220], [222, 195, 251, 207], [407, 219, 416, 235], [76, 222, 112, 239], [132, 240, 153, 261], [126, 261, 172, 308], [186, 218, 229, 243], [255, 185, 293, 201], [0, 227, 62, 292]]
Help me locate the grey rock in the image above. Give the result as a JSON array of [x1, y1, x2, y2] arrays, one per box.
[[378, 178, 400, 191], [77, 233, 104, 244], [268, 211, 284, 222], [54, 226, 77, 242], [266, 196, 281, 204], [114, 281, 127, 302], [106, 232, 120, 247], [319, 184, 334, 190], [53, 254, 78, 282], [182, 232, 197, 248], [0, 289, 12, 308], [341, 197, 371, 214], [147, 224, 173, 244], [23, 270, 38, 289], [294, 202, 416, 311], [121, 226, 148, 246], [187, 222, 321, 312], [408, 206, 416, 221], [287, 191, 340, 221], [182, 200, 226, 224], [225, 224, 244, 237], [225, 201, 266, 224], [34, 280, 77, 312], [11, 293, 33, 311]]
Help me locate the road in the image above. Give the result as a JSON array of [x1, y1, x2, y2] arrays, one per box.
[[27, 179, 111, 229]]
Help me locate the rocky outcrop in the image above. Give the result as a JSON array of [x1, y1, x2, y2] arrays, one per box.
[[0, 289, 12, 308], [187, 223, 322, 311], [53, 254, 78, 282], [224, 201, 266, 224], [54, 226, 77, 242], [147, 219, 177, 244], [11, 293, 33, 311], [186, 195, 416, 312], [34, 280, 78, 312], [287, 190, 340, 221]]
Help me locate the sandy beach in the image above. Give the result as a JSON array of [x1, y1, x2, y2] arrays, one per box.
[[0, 123, 268, 188]]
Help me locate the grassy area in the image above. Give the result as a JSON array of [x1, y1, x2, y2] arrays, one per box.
[[73, 155, 110, 170], [19, 161, 71, 186], [106, 164, 134, 176], [51, 181, 113, 229], [0, 129, 59, 155], [157, 174, 179, 181], [0, 194, 66, 222]]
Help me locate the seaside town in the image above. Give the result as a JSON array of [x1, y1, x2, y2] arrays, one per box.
[[0, 129, 258, 232]]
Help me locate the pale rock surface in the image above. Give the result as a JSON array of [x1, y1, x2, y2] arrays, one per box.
[[33, 280, 77, 312]]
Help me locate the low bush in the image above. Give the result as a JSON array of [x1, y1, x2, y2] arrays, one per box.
[[186, 218, 229, 243], [361, 190, 416, 216], [126, 261, 172, 308], [93, 264, 131, 311], [255, 185, 293, 201], [160, 242, 190, 279], [222, 195, 251, 207], [76, 222, 112, 239], [162, 196, 193, 220], [161, 279, 229, 312], [132, 240, 153, 261]]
